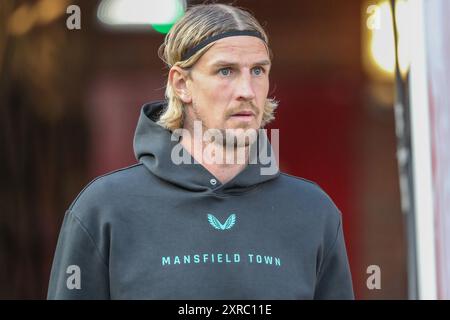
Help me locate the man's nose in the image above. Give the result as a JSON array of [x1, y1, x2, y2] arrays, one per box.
[[236, 71, 256, 101]]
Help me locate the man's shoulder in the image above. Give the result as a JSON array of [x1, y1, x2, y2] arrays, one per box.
[[277, 172, 332, 198], [278, 171, 321, 188], [275, 171, 342, 220], [68, 163, 148, 213]]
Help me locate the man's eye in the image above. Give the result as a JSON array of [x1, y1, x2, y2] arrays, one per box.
[[252, 67, 264, 76], [219, 68, 231, 76]]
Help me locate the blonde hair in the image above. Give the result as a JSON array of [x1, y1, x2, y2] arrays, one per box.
[[157, 3, 278, 131]]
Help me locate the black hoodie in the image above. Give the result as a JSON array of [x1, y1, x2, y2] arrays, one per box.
[[47, 100, 354, 299]]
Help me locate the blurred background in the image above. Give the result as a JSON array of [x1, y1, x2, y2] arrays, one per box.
[[1, 0, 449, 299]]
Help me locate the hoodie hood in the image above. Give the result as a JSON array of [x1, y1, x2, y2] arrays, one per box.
[[133, 100, 279, 195]]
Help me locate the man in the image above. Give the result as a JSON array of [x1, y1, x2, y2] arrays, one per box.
[[47, 3, 354, 299]]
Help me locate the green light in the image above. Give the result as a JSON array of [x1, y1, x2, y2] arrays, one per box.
[[151, 24, 173, 34], [151, 0, 185, 34]]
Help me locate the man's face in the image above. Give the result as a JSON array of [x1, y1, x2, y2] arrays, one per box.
[[183, 36, 271, 144]]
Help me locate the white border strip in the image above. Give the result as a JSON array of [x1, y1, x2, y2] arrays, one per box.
[[409, 0, 437, 300]]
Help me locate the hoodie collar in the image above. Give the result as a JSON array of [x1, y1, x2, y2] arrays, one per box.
[[133, 100, 279, 195]]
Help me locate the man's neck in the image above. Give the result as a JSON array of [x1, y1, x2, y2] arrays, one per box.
[[180, 131, 249, 185]]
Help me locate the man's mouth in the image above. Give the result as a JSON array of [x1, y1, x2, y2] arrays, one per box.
[[230, 110, 255, 121]]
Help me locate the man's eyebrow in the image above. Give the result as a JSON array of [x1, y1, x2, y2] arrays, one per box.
[[209, 60, 271, 68]]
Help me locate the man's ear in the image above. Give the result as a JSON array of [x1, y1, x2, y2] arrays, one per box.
[[169, 66, 192, 104]]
